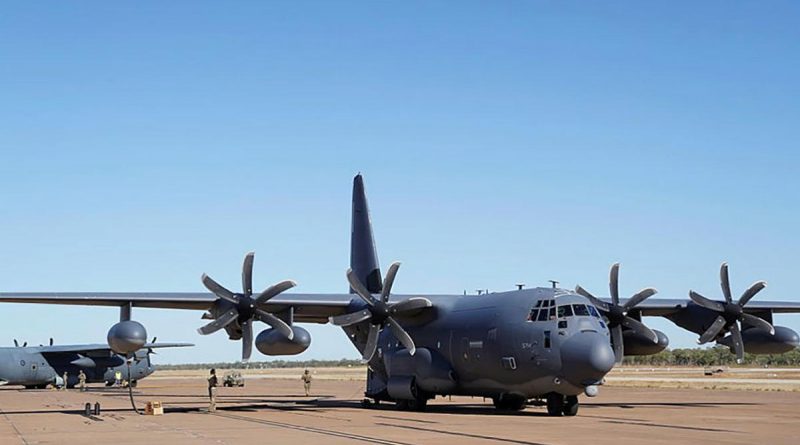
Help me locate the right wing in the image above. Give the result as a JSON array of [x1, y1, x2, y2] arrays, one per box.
[[0, 292, 357, 323]]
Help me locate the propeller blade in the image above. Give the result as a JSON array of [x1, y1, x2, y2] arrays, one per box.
[[609, 263, 620, 305], [346, 268, 375, 307], [620, 316, 659, 343], [241, 320, 253, 362], [49, 338, 53, 346], [255, 309, 294, 340], [697, 315, 727, 344], [575, 285, 611, 312], [13, 339, 18, 347], [22, 342, 27, 348], [255, 280, 297, 305], [381, 262, 401, 303], [689, 291, 725, 312], [386, 317, 416, 356], [611, 325, 624, 364], [362, 323, 380, 362], [330, 309, 373, 327], [741, 313, 775, 335], [730, 322, 745, 364], [197, 309, 239, 335], [151, 337, 157, 344], [720, 262, 733, 303], [242, 252, 255, 298], [623, 288, 658, 312], [738, 281, 767, 307], [390, 297, 433, 316], [202, 274, 239, 304]]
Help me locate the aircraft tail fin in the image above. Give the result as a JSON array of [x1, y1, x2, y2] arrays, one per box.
[[350, 174, 382, 294]]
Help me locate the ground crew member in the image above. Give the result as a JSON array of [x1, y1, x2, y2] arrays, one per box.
[[115, 370, 122, 387], [208, 368, 218, 413], [62, 371, 68, 391], [301, 369, 312, 396], [78, 370, 86, 392]]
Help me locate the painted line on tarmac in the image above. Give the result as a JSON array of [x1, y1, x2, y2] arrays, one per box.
[[211, 411, 417, 445], [375, 422, 550, 445]]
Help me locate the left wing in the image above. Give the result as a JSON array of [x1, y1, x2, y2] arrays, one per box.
[[29, 342, 193, 355], [618, 298, 800, 316]]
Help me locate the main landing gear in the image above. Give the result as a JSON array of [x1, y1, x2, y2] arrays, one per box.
[[546, 393, 579, 416]]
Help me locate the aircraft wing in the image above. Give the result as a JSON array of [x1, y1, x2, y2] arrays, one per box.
[[28, 342, 194, 355], [0, 292, 357, 323], [617, 298, 800, 316]]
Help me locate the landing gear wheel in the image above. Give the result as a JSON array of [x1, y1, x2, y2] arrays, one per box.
[[562, 395, 579, 416], [546, 393, 564, 416]]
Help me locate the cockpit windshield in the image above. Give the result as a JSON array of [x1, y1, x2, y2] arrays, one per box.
[[528, 300, 601, 322]]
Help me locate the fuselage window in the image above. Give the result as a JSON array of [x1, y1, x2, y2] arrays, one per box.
[[587, 305, 601, 318], [557, 305, 574, 318], [544, 331, 551, 349], [573, 304, 590, 316]]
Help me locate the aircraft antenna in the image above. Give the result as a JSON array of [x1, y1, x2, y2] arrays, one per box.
[[548, 280, 559, 289]]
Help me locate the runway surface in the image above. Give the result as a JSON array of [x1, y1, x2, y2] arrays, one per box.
[[0, 377, 798, 444]]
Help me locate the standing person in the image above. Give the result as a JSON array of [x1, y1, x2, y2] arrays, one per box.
[[78, 370, 87, 392], [207, 368, 218, 413], [62, 371, 68, 391], [301, 369, 312, 396], [114, 370, 122, 387]]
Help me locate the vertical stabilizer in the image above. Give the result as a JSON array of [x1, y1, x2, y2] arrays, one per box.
[[350, 174, 382, 294]]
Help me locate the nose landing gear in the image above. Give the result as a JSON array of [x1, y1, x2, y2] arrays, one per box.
[[546, 393, 579, 416]]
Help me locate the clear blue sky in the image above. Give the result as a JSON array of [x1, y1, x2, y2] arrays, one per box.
[[1, 2, 798, 364]]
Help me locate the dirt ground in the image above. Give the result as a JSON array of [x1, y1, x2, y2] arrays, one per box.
[[1, 370, 799, 444]]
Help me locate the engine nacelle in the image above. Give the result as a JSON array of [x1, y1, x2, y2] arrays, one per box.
[[255, 326, 311, 356], [107, 320, 147, 355], [719, 326, 800, 354], [622, 329, 669, 356]]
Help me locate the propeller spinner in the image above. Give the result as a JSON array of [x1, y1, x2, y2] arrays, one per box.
[[331, 262, 432, 362], [689, 262, 773, 364], [576, 263, 659, 364], [198, 252, 296, 361]]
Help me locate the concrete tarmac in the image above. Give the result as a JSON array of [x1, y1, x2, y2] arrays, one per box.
[[0, 377, 798, 444]]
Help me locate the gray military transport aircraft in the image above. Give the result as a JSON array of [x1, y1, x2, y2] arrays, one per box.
[[0, 339, 192, 388], [1, 174, 799, 416]]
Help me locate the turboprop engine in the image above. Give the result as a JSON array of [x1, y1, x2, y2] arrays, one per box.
[[255, 326, 311, 356], [623, 329, 669, 356], [718, 326, 800, 355], [107, 320, 147, 355]]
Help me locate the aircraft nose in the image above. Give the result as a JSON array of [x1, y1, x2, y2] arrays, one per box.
[[560, 331, 615, 386]]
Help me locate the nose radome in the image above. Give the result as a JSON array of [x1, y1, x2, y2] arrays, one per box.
[[560, 331, 615, 386]]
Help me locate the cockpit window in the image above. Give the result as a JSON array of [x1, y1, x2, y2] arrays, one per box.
[[587, 305, 600, 318], [572, 304, 590, 316], [557, 305, 573, 318], [528, 299, 556, 322]]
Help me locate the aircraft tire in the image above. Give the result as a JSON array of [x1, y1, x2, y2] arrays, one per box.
[[562, 395, 579, 416], [546, 393, 564, 416]]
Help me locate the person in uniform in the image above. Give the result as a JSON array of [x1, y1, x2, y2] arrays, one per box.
[[301, 369, 312, 396], [78, 370, 87, 392], [115, 370, 122, 387], [62, 371, 68, 391], [208, 368, 218, 412]]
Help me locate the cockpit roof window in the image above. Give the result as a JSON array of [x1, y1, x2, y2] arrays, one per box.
[[587, 305, 600, 318]]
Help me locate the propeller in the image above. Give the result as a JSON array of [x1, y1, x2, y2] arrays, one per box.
[[13, 339, 18, 347], [330, 262, 432, 362], [689, 262, 773, 364], [576, 263, 659, 364], [198, 252, 297, 362]]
